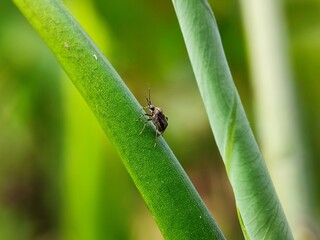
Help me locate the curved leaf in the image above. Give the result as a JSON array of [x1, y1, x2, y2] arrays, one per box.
[[12, 0, 225, 239], [172, 0, 293, 239]]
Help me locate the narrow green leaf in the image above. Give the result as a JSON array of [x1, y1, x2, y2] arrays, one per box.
[[172, 0, 293, 239], [12, 0, 225, 239]]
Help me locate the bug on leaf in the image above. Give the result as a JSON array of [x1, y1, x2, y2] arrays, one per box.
[[139, 88, 168, 146]]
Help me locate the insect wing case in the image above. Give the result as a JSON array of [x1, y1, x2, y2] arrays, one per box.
[[153, 107, 168, 134]]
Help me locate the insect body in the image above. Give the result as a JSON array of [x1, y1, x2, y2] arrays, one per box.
[[140, 88, 168, 146]]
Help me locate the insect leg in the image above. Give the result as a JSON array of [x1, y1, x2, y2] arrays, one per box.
[[139, 123, 147, 135], [154, 130, 159, 147], [136, 114, 144, 121], [135, 112, 151, 122], [139, 118, 152, 135]]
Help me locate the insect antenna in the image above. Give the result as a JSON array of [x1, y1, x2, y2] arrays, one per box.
[[146, 87, 152, 105]]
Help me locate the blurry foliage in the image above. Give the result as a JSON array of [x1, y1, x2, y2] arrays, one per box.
[[0, 0, 319, 239], [0, 2, 61, 239], [286, 0, 320, 208]]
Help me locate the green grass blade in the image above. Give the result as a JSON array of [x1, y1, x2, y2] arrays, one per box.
[[12, 0, 225, 239], [172, 0, 293, 239], [239, 0, 315, 238]]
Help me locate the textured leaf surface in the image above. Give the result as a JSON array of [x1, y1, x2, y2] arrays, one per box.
[[12, 0, 225, 239], [172, 0, 293, 239]]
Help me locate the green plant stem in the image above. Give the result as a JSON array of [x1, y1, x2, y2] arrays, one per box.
[[239, 0, 315, 238], [172, 0, 293, 239], [12, 0, 225, 239]]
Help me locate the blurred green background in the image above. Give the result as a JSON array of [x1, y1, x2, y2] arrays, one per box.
[[0, 0, 319, 239]]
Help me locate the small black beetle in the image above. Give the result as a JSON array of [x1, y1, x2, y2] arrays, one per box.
[[140, 88, 168, 146]]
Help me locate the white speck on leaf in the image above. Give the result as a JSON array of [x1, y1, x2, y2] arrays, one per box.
[[93, 54, 98, 60], [64, 42, 70, 49]]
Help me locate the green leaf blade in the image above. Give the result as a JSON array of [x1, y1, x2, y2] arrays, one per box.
[[172, 0, 293, 239], [12, 0, 225, 239]]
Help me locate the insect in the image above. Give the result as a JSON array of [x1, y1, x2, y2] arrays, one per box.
[[139, 88, 168, 146]]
